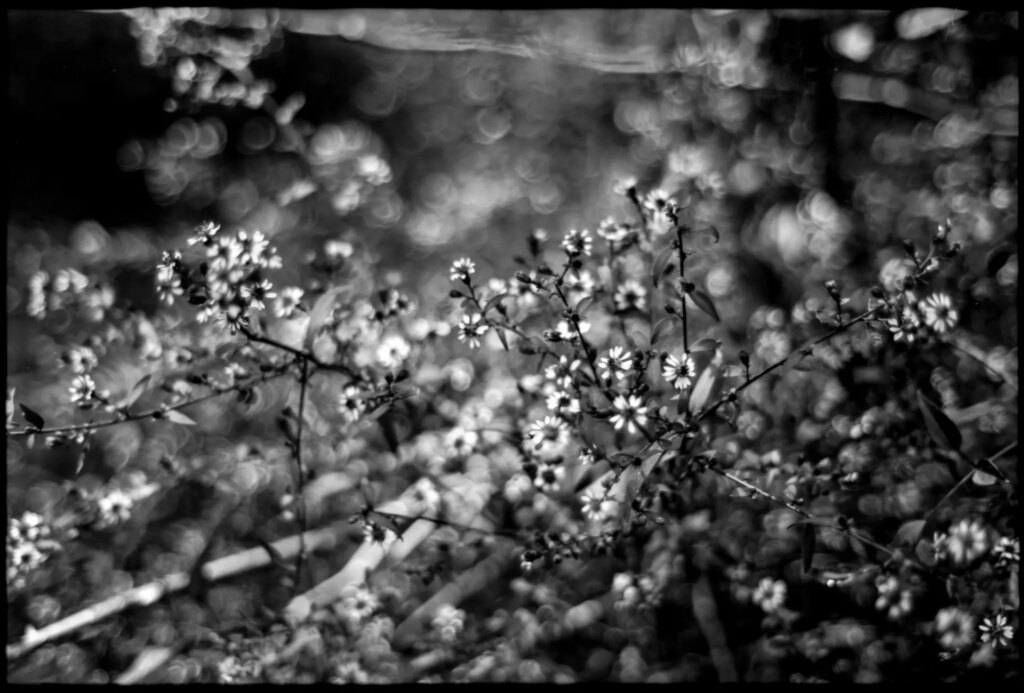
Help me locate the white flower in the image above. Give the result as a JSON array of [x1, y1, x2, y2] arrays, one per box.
[[935, 607, 975, 651], [445, 426, 479, 457], [457, 313, 489, 348], [450, 257, 476, 283], [241, 278, 276, 311], [596, 216, 632, 243], [609, 394, 648, 434], [69, 374, 96, 405], [662, 353, 696, 390], [580, 491, 617, 521], [614, 279, 647, 312], [993, 536, 1019, 566], [527, 416, 570, 452], [544, 356, 581, 389], [338, 386, 366, 423], [560, 228, 593, 257], [431, 604, 466, 643], [946, 519, 988, 565], [979, 613, 1014, 647], [376, 334, 410, 369], [187, 221, 220, 246], [274, 286, 304, 319], [921, 293, 958, 333], [534, 462, 565, 493], [555, 319, 590, 342], [598, 346, 633, 381], [545, 388, 581, 415], [752, 577, 787, 614]]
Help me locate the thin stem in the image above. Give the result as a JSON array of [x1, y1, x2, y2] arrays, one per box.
[[7, 368, 290, 439], [292, 358, 310, 596]]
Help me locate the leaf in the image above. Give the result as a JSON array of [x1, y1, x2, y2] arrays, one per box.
[[801, 523, 816, 575], [20, 404, 45, 430], [688, 363, 720, 414], [124, 373, 152, 409], [894, 519, 926, 547], [371, 511, 407, 541], [574, 295, 595, 315], [984, 244, 1013, 277], [704, 226, 720, 244], [164, 410, 197, 426], [495, 328, 509, 352], [482, 292, 511, 314], [650, 316, 675, 346], [915, 539, 937, 567], [687, 290, 720, 322], [651, 248, 674, 288], [916, 391, 962, 452], [304, 286, 348, 352], [971, 469, 998, 486], [629, 326, 650, 350], [896, 8, 967, 40], [689, 338, 721, 353]]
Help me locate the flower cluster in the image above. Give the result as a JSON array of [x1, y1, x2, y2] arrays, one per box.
[[431, 603, 467, 643], [7, 512, 59, 592]]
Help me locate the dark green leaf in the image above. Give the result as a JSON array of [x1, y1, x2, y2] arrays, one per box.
[[482, 292, 510, 314], [20, 404, 44, 430], [801, 523, 816, 574], [985, 244, 1013, 277], [652, 249, 674, 288], [365, 402, 392, 421], [894, 519, 926, 547], [495, 328, 509, 351], [304, 286, 348, 351], [574, 295, 595, 315], [687, 290, 720, 322], [650, 316, 674, 346], [689, 338, 721, 353], [916, 391, 962, 451], [165, 410, 197, 426]]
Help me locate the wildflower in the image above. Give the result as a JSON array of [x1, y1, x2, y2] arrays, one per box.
[[555, 319, 590, 342], [187, 221, 220, 246], [450, 258, 476, 283], [432, 604, 466, 643], [445, 426, 479, 457], [580, 491, 617, 521], [946, 519, 988, 565], [613, 573, 642, 610], [752, 577, 787, 614], [563, 269, 595, 298], [338, 386, 366, 423], [325, 239, 354, 260], [527, 416, 570, 452], [875, 574, 913, 620], [885, 303, 921, 344], [534, 463, 565, 493], [993, 536, 1019, 566], [268, 286, 301, 319], [596, 216, 632, 244], [62, 345, 99, 375], [95, 489, 134, 530], [614, 279, 647, 312], [545, 388, 580, 415], [921, 293, 958, 333], [215, 302, 249, 334], [69, 374, 96, 406], [376, 334, 410, 369], [240, 278, 276, 311], [578, 447, 596, 466], [560, 228, 593, 257], [457, 313, 489, 348], [979, 613, 1014, 648], [339, 584, 380, 629], [544, 356, 581, 389], [237, 229, 270, 264], [935, 607, 975, 651], [598, 346, 633, 382], [662, 353, 696, 390], [609, 394, 648, 435]]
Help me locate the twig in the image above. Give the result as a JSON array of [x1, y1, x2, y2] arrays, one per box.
[[292, 357, 310, 596]]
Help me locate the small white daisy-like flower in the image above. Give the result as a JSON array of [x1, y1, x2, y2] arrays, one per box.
[[580, 491, 617, 521], [609, 394, 648, 434], [450, 257, 476, 283], [187, 221, 220, 246], [555, 319, 590, 342], [920, 293, 958, 333], [338, 386, 366, 423], [946, 519, 988, 565], [752, 577, 787, 614], [545, 388, 581, 415], [560, 228, 593, 257], [662, 353, 696, 390], [69, 374, 96, 406], [544, 355, 581, 389], [598, 346, 633, 381], [885, 305, 921, 343], [579, 447, 596, 466], [376, 334, 411, 369], [241, 278, 276, 311], [431, 604, 466, 643], [596, 216, 632, 243], [215, 302, 249, 334], [457, 313, 489, 348], [563, 269, 596, 297], [534, 462, 565, 493], [95, 489, 134, 529], [935, 607, 975, 651], [979, 613, 1014, 648], [273, 286, 304, 319], [993, 536, 1019, 566], [528, 416, 570, 452], [614, 279, 647, 312], [445, 426, 479, 457], [63, 345, 99, 375]]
